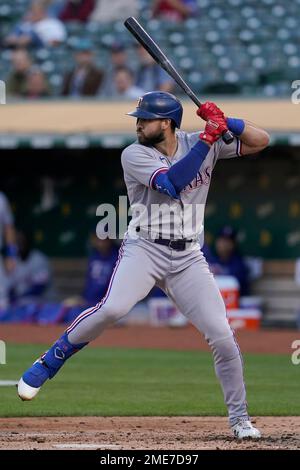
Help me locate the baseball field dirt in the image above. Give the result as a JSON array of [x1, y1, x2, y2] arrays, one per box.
[[0, 324, 299, 450], [1, 323, 298, 354], [0, 416, 299, 450]]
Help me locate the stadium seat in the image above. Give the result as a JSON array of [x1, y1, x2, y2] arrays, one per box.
[[0, 0, 298, 97]]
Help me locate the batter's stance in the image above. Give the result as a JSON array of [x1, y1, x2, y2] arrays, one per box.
[[18, 92, 269, 439]]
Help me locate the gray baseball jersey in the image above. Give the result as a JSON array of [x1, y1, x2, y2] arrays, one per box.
[[67, 133, 248, 425], [121, 131, 241, 242]]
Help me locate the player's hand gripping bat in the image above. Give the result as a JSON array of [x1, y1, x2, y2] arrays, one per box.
[[124, 16, 234, 145]]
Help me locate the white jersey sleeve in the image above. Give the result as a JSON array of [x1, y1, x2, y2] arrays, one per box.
[[185, 131, 200, 147], [121, 144, 169, 189], [217, 136, 242, 160], [185, 131, 242, 161]]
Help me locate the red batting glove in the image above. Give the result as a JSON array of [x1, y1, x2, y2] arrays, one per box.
[[199, 115, 228, 146], [197, 101, 224, 121]]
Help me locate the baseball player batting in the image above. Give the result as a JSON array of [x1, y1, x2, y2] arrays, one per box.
[[18, 92, 269, 439]]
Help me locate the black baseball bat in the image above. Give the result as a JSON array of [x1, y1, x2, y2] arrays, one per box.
[[124, 16, 234, 145]]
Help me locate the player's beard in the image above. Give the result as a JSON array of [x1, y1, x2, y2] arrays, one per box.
[[137, 130, 165, 146]]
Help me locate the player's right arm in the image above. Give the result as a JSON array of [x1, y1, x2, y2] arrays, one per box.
[[122, 118, 225, 199], [153, 116, 228, 196], [157, 140, 210, 197]]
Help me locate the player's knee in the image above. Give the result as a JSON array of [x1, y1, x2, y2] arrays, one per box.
[[204, 317, 232, 345], [97, 302, 127, 325], [210, 335, 240, 363]]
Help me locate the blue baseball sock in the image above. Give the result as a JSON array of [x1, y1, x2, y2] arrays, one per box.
[[42, 333, 88, 379]]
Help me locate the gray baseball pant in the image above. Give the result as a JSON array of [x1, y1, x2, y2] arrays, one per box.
[[67, 236, 248, 425]]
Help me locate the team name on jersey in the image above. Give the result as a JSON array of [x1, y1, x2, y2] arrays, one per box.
[[182, 166, 212, 192]]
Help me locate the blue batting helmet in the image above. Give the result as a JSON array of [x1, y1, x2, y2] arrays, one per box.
[[127, 91, 183, 128]]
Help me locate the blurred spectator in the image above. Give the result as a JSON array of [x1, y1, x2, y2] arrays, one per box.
[[24, 67, 51, 98], [6, 49, 33, 98], [0, 192, 18, 310], [9, 231, 52, 304], [61, 38, 104, 96], [5, 0, 67, 49], [90, 0, 139, 23], [204, 226, 250, 296], [295, 259, 300, 286], [135, 44, 175, 93], [83, 235, 118, 306], [112, 66, 145, 99], [59, 0, 95, 23], [152, 0, 198, 21], [46, 0, 66, 17], [100, 42, 128, 97]]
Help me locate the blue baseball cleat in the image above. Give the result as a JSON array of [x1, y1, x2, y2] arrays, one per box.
[[18, 359, 50, 401], [17, 333, 88, 401]]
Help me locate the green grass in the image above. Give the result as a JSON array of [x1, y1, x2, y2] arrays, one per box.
[[0, 344, 299, 417]]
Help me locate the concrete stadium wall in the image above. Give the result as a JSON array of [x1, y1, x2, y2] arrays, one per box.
[[0, 99, 298, 133]]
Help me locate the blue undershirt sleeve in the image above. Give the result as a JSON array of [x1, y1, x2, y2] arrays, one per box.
[[154, 172, 179, 199], [153, 140, 210, 197]]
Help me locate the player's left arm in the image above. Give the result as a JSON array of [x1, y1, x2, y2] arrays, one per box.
[[228, 118, 270, 155]]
